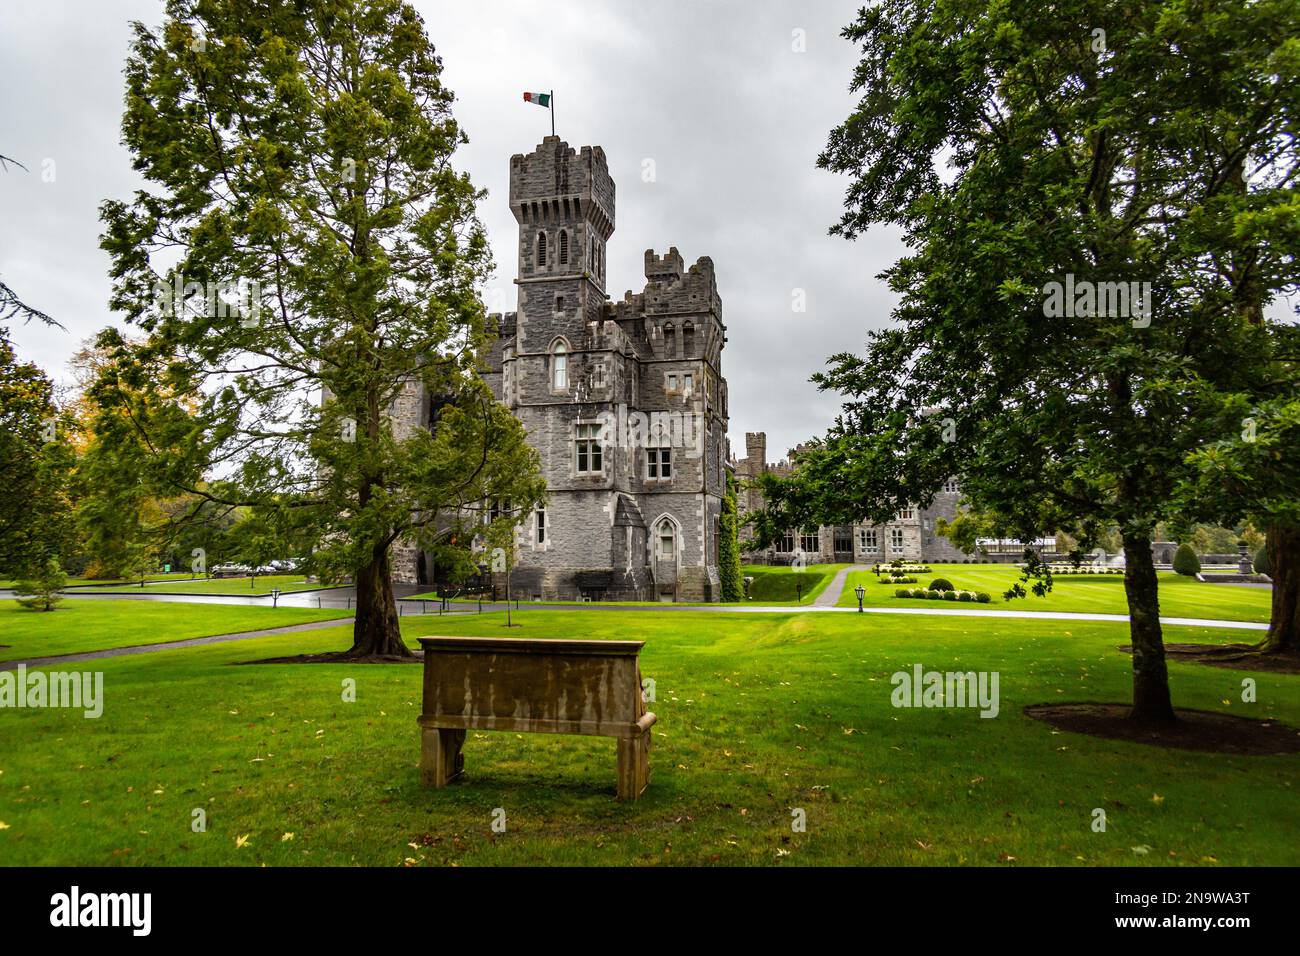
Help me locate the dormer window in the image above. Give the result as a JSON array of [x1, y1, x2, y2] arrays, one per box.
[[537, 231, 547, 267]]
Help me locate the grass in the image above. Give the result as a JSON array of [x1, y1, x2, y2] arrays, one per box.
[[76, 574, 324, 596], [0, 572, 201, 589], [408, 564, 850, 606], [1, 604, 1295, 866], [0, 600, 351, 663], [835, 563, 1272, 622]]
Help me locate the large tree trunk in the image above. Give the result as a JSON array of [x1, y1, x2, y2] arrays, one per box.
[[1122, 531, 1177, 723], [1260, 523, 1300, 654], [349, 542, 411, 658]]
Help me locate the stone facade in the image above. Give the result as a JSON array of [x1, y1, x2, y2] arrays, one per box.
[[391, 136, 730, 602], [735, 432, 970, 565]]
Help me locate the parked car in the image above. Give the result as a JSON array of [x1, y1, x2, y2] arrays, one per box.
[[211, 563, 252, 578]]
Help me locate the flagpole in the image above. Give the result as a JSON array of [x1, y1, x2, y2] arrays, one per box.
[[550, 89, 555, 137]]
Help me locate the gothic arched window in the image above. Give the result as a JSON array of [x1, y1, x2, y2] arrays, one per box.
[[552, 342, 567, 390], [559, 230, 569, 264]]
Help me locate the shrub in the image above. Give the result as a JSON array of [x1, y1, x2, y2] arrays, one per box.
[[895, 588, 910, 598], [957, 591, 974, 602], [1172, 543, 1201, 576], [928, 578, 954, 591], [924, 590, 940, 599], [975, 592, 992, 603], [942, 591, 958, 601], [12, 557, 68, 612], [1254, 548, 1271, 577]]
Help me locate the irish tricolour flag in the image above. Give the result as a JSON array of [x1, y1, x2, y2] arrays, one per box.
[[522, 91, 551, 108]]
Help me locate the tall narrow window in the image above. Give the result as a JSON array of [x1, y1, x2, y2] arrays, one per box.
[[537, 231, 547, 267], [559, 229, 569, 264], [536, 508, 546, 545], [657, 519, 676, 558], [683, 322, 695, 357], [575, 423, 603, 473], [891, 528, 905, 554], [664, 323, 676, 359], [552, 343, 567, 389], [800, 531, 820, 553]]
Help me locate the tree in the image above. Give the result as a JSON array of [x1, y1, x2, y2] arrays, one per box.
[[756, 0, 1299, 722], [1184, 392, 1300, 651], [718, 473, 743, 602], [13, 557, 68, 611], [1172, 544, 1201, 577], [0, 330, 76, 577], [98, 0, 544, 657]]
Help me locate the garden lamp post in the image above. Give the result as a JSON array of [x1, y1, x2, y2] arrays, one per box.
[[855, 584, 865, 612], [270, 587, 280, 608]]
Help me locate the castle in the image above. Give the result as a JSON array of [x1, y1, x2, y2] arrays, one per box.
[[391, 136, 731, 601], [734, 431, 972, 565]]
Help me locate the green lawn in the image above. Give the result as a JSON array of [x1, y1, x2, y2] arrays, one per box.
[[0, 600, 351, 662], [1, 572, 200, 589], [77, 574, 323, 596], [1, 605, 1294, 866], [835, 563, 1272, 622], [409, 564, 849, 606]]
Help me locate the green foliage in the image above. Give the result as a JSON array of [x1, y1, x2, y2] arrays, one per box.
[[1254, 547, 1271, 576], [928, 578, 953, 592], [0, 331, 76, 577], [12, 556, 68, 611], [718, 474, 744, 602], [96, 1, 546, 649], [1173, 543, 1202, 576]]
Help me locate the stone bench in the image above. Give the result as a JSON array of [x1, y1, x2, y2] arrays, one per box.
[[416, 636, 656, 801]]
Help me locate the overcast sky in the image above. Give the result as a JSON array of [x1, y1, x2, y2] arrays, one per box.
[[0, 0, 901, 461]]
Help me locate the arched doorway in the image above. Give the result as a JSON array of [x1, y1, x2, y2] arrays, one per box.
[[652, 516, 680, 602]]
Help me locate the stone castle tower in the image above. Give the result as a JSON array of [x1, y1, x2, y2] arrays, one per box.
[[395, 136, 731, 601]]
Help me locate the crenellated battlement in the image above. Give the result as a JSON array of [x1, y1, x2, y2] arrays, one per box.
[[509, 135, 614, 235]]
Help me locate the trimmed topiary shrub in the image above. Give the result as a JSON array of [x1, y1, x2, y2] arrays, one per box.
[[895, 588, 910, 598], [1254, 548, 1271, 577], [928, 578, 954, 592], [1172, 543, 1201, 576], [975, 592, 991, 603], [942, 591, 958, 600]]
